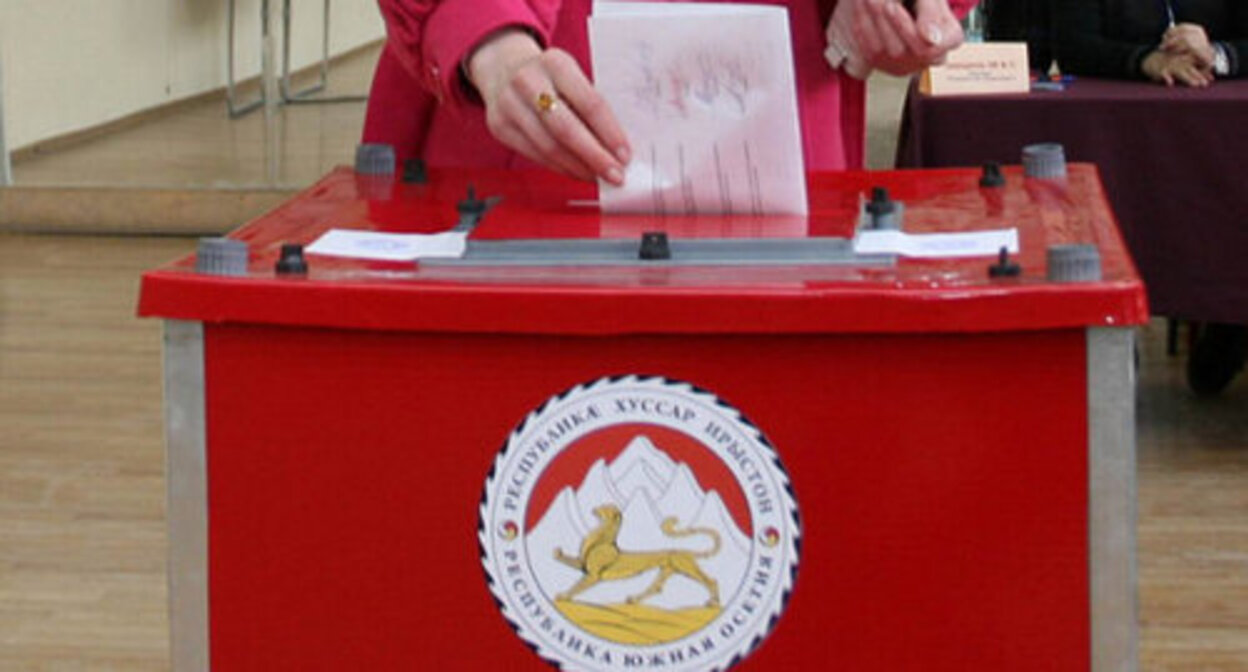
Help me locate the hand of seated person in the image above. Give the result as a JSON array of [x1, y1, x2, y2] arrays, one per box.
[[1162, 23, 1215, 68], [848, 0, 965, 76], [466, 28, 631, 185], [1142, 49, 1213, 87]]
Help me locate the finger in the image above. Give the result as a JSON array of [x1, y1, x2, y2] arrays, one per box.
[[911, 0, 957, 48], [1176, 24, 1204, 38], [484, 94, 550, 171], [872, 1, 911, 59], [852, 0, 885, 60], [1174, 52, 1211, 76], [505, 64, 604, 179], [510, 63, 626, 184], [520, 125, 598, 181], [519, 119, 598, 181], [491, 125, 550, 171], [882, 1, 932, 59], [542, 50, 633, 166], [1164, 33, 1199, 53], [496, 88, 597, 181], [936, 12, 965, 51], [1175, 67, 1202, 87], [541, 102, 628, 184]]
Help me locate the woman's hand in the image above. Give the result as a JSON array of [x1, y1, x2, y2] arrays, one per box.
[[852, 0, 965, 76], [466, 28, 631, 185], [1162, 23, 1215, 67], [1142, 49, 1213, 87]]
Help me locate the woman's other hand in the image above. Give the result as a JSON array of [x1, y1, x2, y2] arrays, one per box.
[[1162, 23, 1215, 67], [852, 0, 965, 76], [466, 28, 631, 185], [1142, 49, 1214, 87]]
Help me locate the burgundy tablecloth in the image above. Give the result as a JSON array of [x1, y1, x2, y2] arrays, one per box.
[[897, 78, 1248, 323]]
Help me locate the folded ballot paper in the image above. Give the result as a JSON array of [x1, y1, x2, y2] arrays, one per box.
[[589, 2, 808, 216]]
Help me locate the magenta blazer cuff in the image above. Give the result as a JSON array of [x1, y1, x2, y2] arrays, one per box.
[[380, 0, 558, 110]]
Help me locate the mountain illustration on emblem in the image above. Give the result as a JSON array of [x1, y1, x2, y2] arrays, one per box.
[[526, 435, 753, 645]]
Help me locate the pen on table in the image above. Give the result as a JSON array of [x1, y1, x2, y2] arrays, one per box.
[[1031, 71, 1077, 83]]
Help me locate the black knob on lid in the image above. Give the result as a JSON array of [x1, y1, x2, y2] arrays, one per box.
[[639, 232, 672, 260], [457, 184, 486, 216], [275, 243, 308, 275], [980, 161, 1005, 188], [866, 186, 896, 216], [988, 246, 1022, 278], [402, 158, 428, 184]]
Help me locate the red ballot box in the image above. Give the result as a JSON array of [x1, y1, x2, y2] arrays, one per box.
[[139, 163, 1147, 672]]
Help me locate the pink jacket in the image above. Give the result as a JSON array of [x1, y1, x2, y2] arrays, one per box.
[[364, 0, 973, 171]]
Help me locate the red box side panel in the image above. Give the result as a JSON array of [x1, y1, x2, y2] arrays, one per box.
[[205, 325, 1089, 671]]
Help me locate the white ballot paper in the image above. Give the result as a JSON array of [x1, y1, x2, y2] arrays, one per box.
[[306, 229, 467, 261], [854, 228, 1020, 259], [589, 2, 808, 216]]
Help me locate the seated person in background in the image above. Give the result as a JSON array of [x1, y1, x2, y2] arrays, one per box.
[[1055, 0, 1248, 87], [983, 0, 1054, 71], [364, 0, 976, 185]]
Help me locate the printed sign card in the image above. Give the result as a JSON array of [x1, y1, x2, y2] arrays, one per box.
[[921, 42, 1030, 96]]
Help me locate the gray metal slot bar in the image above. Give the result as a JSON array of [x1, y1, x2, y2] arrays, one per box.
[[420, 238, 895, 267]]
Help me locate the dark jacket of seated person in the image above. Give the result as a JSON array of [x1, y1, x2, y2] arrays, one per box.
[[1055, 0, 1248, 86]]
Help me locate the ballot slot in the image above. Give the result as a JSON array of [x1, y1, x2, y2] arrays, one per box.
[[418, 182, 898, 268], [418, 236, 897, 268]]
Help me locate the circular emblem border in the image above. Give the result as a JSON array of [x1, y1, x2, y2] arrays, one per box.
[[479, 375, 802, 672]]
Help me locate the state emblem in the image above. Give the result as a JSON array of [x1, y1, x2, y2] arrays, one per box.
[[480, 376, 801, 671]]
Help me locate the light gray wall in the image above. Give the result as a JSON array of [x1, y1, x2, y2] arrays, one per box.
[[0, 0, 385, 151]]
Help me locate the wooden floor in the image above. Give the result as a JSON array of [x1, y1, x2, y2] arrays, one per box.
[[0, 233, 1244, 669], [0, 235, 182, 670]]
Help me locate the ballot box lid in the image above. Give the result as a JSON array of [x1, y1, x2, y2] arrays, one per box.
[[138, 166, 1147, 335]]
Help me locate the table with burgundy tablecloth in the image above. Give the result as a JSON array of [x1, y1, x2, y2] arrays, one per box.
[[897, 77, 1248, 325]]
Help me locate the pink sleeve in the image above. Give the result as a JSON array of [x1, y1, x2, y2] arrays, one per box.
[[377, 0, 560, 108]]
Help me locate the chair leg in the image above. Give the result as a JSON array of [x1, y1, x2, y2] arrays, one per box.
[[281, 0, 368, 105], [1166, 317, 1179, 357], [226, 0, 266, 118]]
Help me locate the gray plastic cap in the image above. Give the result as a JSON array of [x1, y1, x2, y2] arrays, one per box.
[[1023, 143, 1067, 179], [195, 237, 249, 276], [355, 143, 396, 176], [1046, 243, 1102, 282]]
